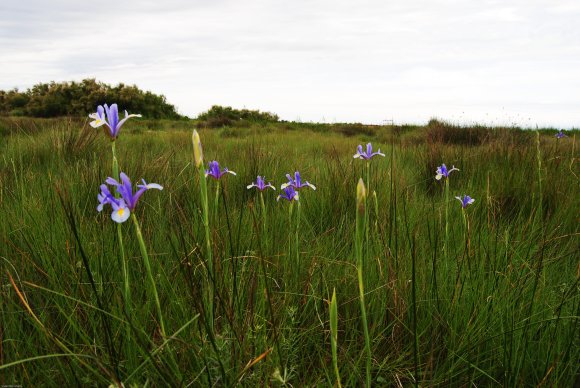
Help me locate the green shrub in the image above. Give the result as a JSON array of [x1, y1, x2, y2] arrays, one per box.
[[0, 79, 185, 119], [196, 105, 279, 128]]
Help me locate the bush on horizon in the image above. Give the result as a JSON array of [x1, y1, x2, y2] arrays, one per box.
[[196, 105, 279, 128], [0, 79, 185, 120]]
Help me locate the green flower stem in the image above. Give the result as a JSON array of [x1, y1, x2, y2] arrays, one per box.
[[258, 191, 268, 346], [444, 178, 450, 258], [260, 192, 267, 239], [295, 200, 301, 266], [111, 142, 130, 312], [198, 163, 214, 326], [111, 140, 134, 366], [365, 162, 370, 257], [462, 209, 471, 258], [356, 179, 371, 387], [213, 180, 220, 225], [288, 201, 294, 255], [330, 288, 342, 388], [131, 213, 166, 337]]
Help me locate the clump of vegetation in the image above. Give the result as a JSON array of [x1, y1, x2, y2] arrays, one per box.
[[196, 105, 279, 128], [0, 79, 185, 119], [332, 122, 376, 137], [425, 118, 534, 146]]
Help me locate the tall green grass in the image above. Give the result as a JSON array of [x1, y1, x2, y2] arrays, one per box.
[[0, 121, 578, 386]]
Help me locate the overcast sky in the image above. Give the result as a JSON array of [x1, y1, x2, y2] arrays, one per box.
[[1, 0, 578, 127]]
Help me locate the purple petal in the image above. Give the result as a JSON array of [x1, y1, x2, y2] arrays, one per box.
[[100, 184, 112, 197], [119, 172, 134, 207], [256, 176, 265, 189], [108, 104, 119, 134], [294, 171, 301, 186], [106, 177, 121, 186], [116, 111, 142, 131], [131, 186, 148, 209], [209, 161, 221, 178]]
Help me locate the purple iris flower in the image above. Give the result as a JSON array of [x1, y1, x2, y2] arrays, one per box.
[[280, 171, 316, 190], [89, 103, 141, 140], [247, 176, 275, 191], [435, 164, 459, 180], [555, 130, 567, 139], [205, 161, 236, 180], [277, 186, 299, 202], [353, 143, 385, 160], [98, 172, 163, 223], [455, 194, 475, 209]]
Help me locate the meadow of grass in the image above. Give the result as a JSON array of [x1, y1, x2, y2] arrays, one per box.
[[0, 117, 578, 386]]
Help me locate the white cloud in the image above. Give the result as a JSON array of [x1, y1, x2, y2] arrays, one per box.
[[0, 0, 578, 127]]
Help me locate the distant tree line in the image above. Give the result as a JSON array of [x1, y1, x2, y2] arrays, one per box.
[[196, 105, 279, 128], [0, 79, 185, 119]]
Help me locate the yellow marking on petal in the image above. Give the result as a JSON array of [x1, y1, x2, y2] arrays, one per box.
[[117, 208, 125, 216]]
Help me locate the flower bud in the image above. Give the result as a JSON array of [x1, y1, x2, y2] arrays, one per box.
[[192, 129, 203, 167], [356, 178, 366, 213]]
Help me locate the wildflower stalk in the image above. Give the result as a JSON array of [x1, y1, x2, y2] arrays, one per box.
[[287, 201, 294, 276], [131, 213, 165, 337], [258, 191, 268, 345], [111, 142, 130, 311], [444, 178, 450, 258], [110, 141, 134, 366], [330, 288, 342, 388], [365, 162, 371, 256], [461, 208, 471, 257], [213, 180, 220, 224], [356, 178, 371, 387], [259, 191, 267, 238], [195, 135, 214, 327], [295, 200, 301, 266]]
